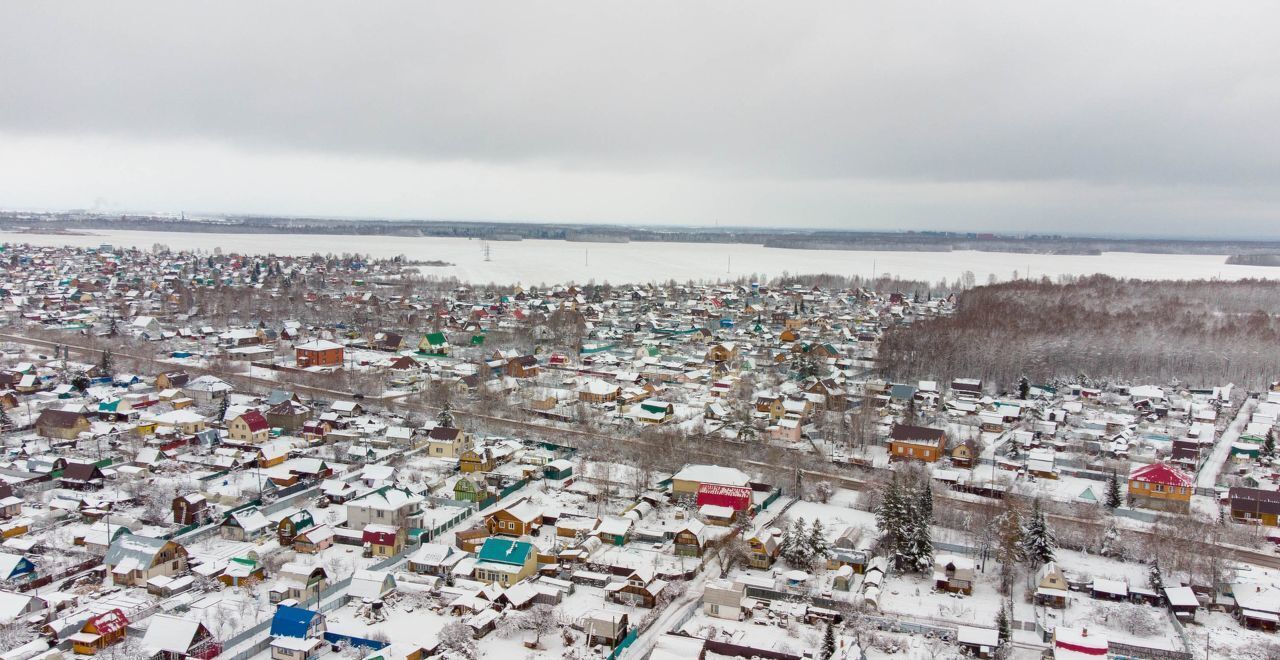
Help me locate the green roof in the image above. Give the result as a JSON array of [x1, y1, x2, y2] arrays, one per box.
[[425, 332, 447, 345], [476, 537, 533, 566]]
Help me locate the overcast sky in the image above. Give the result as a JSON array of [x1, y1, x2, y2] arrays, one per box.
[[2, 2, 1278, 237]]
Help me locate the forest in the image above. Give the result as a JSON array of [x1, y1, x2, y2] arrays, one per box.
[[879, 275, 1280, 391]]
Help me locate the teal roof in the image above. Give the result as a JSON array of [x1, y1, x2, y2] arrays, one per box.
[[476, 537, 532, 566]]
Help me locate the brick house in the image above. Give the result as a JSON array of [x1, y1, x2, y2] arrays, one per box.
[[294, 339, 344, 368]]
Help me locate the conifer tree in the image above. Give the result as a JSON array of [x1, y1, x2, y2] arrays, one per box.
[[784, 517, 812, 567], [437, 402, 455, 429], [1105, 470, 1123, 509], [821, 622, 836, 660], [875, 477, 905, 556], [1148, 557, 1164, 592], [1021, 498, 1057, 567], [98, 349, 113, 378], [808, 518, 830, 564]]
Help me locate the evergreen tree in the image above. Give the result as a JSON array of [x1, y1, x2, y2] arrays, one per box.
[[916, 478, 934, 525], [875, 477, 905, 555], [1021, 498, 1057, 566], [437, 402, 455, 429], [217, 394, 230, 422], [1265, 432, 1275, 459], [808, 518, 830, 564], [0, 408, 13, 433], [1018, 376, 1030, 400], [902, 477, 934, 572], [778, 519, 796, 562], [996, 605, 1010, 643], [821, 622, 836, 660], [784, 517, 812, 567], [98, 349, 113, 378], [1105, 470, 1123, 509], [1147, 557, 1164, 592]]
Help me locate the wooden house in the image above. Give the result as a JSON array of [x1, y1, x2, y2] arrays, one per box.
[[172, 493, 210, 525], [459, 447, 496, 473], [1034, 562, 1069, 608], [69, 608, 129, 655], [888, 423, 947, 463], [277, 510, 314, 545], [1127, 462, 1193, 513]]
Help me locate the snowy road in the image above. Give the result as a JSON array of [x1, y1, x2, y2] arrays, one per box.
[[1196, 399, 1255, 489]]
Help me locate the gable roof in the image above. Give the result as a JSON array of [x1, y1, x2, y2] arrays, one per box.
[[476, 537, 533, 566], [238, 410, 270, 432], [890, 423, 946, 444], [270, 605, 320, 638], [1129, 462, 1193, 487]]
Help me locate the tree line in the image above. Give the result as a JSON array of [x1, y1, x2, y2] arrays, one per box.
[[879, 275, 1280, 390]]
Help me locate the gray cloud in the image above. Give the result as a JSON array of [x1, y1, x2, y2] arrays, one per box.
[[1, 1, 1279, 235]]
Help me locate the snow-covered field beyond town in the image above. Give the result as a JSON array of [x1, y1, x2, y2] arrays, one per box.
[[8, 228, 1280, 285]]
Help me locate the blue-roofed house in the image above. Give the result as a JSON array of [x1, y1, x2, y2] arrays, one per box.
[[0, 552, 36, 583], [473, 537, 536, 587], [270, 605, 325, 639]]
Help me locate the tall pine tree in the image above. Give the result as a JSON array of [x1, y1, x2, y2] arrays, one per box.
[[784, 517, 813, 567], [1105, 470, 1123, 509], [901, 478, 934, 572], [821, 622, 836, 660], [808, 518, 830, 564], [1021, 498, 1057, 567], [875, 477, 906, 559]]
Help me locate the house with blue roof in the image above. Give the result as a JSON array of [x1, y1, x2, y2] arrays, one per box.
[[270, 605, 325, 639], [0, 552, 36, 583], [473, 537, 536, 587]]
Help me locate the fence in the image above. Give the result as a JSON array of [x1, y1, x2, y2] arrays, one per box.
[[1108, 641, 1192, 660], [18, 557, 99, 592]]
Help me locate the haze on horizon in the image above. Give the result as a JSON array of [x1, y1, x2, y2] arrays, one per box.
[[2, 2, 1279, 238]]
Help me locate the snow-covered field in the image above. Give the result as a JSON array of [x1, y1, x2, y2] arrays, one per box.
[[8, 229, 1280, 285]]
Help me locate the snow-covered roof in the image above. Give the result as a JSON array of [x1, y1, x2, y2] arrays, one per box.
[[671, 464, 750, 487]]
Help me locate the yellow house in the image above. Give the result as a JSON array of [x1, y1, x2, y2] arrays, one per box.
[[459, 447, 495, 473], [1127, 462, 1193, 513], [228, 411, 270, 444], [427, 427, 468, 459], [472, 537, 536, 587]]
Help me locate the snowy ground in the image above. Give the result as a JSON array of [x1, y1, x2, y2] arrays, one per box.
[[11, 229, 1280, 285]]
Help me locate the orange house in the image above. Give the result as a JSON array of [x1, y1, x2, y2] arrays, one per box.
[[295, 339, 344, 368], [70, 609, 129, 655], [888, 423, 947, 463], [1127, 462, 1193, 513]]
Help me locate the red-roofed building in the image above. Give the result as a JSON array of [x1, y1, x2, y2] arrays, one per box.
[[229, 410, 270, 444], [362, 524, 404, 558], [1052, 626, 1107, 659], [70, 608, 129, 655], [1128, 462, 1193, 513]]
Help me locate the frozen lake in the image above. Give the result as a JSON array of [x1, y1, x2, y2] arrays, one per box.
[[6, 228, 1275, 285]]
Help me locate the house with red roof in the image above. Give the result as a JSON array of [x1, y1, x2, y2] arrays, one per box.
[[70, 608, 129, 655], [362, 523, 404, 558], [229, 410, 271, 444], [1127, 462, 1194, 513], [1052, 626, 1106, 659]]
